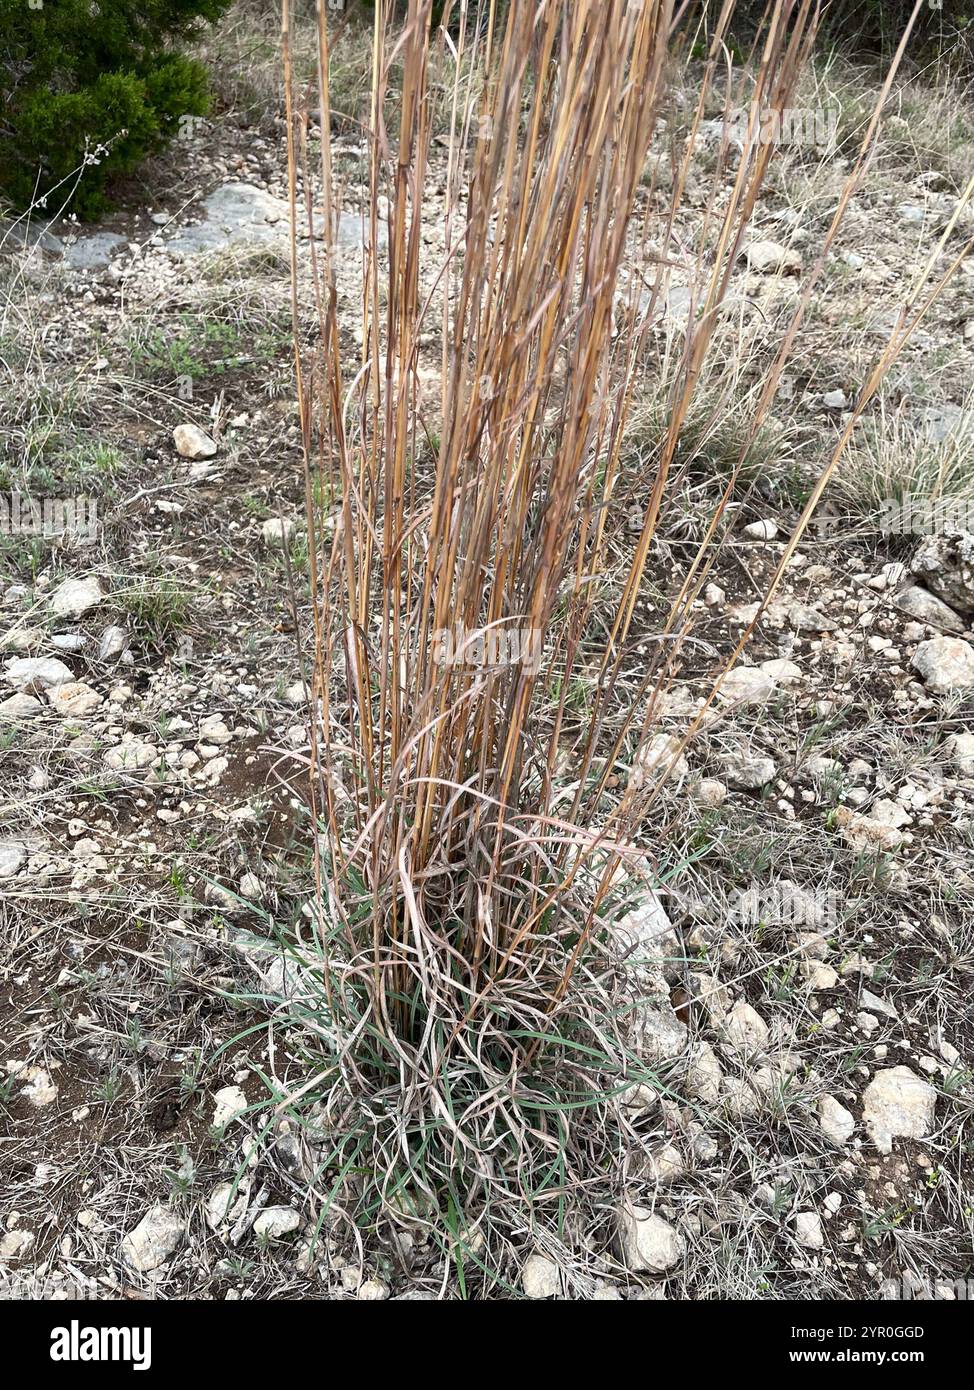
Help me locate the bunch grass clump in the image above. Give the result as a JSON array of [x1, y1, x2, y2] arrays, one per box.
[[270, 0, 971, 1288]]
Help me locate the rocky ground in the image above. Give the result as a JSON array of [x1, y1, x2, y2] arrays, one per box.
[[1, 20, 974, 1300]]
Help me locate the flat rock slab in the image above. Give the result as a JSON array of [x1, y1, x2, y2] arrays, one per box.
[[1, 221, 128, 271], [0, 218, 63, 254], [61, 232, 128, 271], [4, 656, 73, 691], [165, 182, 386, 258], [917, 404, 969, 443], [166, 182, 290, 257]]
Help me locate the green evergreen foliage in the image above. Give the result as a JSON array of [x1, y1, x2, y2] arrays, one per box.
[[0, 0, 231, 217]]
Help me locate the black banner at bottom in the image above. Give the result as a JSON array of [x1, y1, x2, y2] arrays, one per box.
[[0, 1297, 958, 1374]]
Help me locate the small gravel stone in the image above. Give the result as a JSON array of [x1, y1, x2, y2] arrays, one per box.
[[745, 241, 801, 274], [718, 666, 776, 704], [863, 1066, 936, 1154], [723, 1000, 770, 1051], [49, 575, 105, 618], [818, 1094, 855, 1145], [0, 692, 44, 720], [47, 681, 102, 717], [947, 731, 974, 775], [722, 751, 776, 789], [17, 1065, 58, 1107], [695, 778, 727, 808], [521, 1252, 562, 1298], [0, 841, 26, 878], [261, 517, 296, 547], [793, 1211, 824, 1250], [205, 1181, 248, 1232], [173, 423, 217, 459], [358, 1279, 390, 1301], [98, 625, 129, 661], [104, 741, 157, 771], [253, 1206, 301, 1240], [211, 1085, 248, 1128], [618, 1205, 684, 1274], [121, 1205, 185, 1271]]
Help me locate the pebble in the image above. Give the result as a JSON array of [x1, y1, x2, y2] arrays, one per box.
[[912, 636, 974, 691], [695, 778, 727, 808], [358, 1279, 390, 1301], [121, 1205, 185, 1272], [618, 1205, 684, 1274], [47, 682, 102, 717], [211, 1085, 248, 1128], [261, 517, 296, 547], [862, 1066, 936, 1155], [173, 423, 217, 459], [947, 732, 974, 774], [0, 693, 43, 719], [521, 1253, 562, 1298], [104, 741, 157, 771], [723, 1000, 770, 1051], [99, 626, 129, 661], [818, 1094, 855, 1145], [745, 241, 802, 274], [718, 666, 776, 704], [722, 751, 776, 789], [793, 1211, 824, 1250], [205, 1181, 248, 1232], [253, 1206, 301, 1240], [48, 575, 105, 619], [0, 841, 26, 878], [16, 1064, 58, 1107]]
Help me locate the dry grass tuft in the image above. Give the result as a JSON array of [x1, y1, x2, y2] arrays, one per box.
[[266, 0, 973, 1283]]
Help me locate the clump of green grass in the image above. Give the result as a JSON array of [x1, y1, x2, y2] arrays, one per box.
[[117, 577, 193, 647], [128, 313, 284, 383], [0, 534, 45, 581]]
